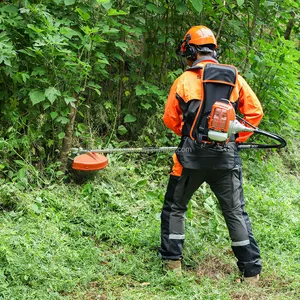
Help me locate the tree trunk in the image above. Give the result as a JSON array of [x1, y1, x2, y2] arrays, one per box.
[[284, 11, 295, 40], [60, 100, 78, 173], [116, 0, 125, 124], [159, 5, 169, 83]]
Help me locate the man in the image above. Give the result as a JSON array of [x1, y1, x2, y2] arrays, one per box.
[[160, 25, 263, 282]]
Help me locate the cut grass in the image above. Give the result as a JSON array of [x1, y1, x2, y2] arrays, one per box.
[[0, 151, 299, 299]]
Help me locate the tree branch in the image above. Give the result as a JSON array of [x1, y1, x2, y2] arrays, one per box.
[[216, 0, 226, 41]]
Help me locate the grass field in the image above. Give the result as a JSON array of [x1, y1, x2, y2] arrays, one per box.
[[0, 149, 299, 299]]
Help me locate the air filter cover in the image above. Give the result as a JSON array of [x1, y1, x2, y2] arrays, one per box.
[[72, 152, 108, 171]]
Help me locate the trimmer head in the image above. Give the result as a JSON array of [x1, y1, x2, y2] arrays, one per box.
[[68, 152, 108, 183], [72, 152, 108, 171]]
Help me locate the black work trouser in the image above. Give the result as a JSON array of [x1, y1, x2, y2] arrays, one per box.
[[160, 166, 262, 277]]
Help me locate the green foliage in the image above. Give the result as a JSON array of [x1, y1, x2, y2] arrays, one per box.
[[1, 0, 131, 177], [0, 32, 16, 66], [245, 37, 300, 133]]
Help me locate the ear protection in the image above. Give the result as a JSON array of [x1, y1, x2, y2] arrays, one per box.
[[176, 34, 218, 61], [183, 34, 198, 61], [176, 34, 198, 61]]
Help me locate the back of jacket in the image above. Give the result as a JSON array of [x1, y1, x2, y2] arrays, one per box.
[[163, 58, 264, 169]]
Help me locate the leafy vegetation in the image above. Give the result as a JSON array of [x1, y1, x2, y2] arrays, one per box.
[[0, 0, 299, 299], [0, 0, 299, 177]]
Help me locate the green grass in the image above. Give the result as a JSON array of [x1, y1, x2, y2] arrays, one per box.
[[0, 150, 299, 299]]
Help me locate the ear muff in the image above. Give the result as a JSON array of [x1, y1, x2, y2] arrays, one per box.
[[176, 34, 198, 61], [184, 44, 197, 61], [183, 34, 197, 61]]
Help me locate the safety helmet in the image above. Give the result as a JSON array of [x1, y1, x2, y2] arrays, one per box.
[[177, 26, 217, 60]]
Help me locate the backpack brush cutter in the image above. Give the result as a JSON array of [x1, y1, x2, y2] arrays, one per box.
[[68, 99, 286, 183]]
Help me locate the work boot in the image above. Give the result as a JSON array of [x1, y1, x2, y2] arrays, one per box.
[[162, 259, 182, 275], [235, 274, 260, 284], [244, 274, 260, 284]]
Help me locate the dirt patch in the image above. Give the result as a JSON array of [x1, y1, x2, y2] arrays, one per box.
[[231, 293, 251, 300], [59, 282, 107, 300], [194, 256, 235, 280], [230, 274, 298, 300], [230, 291, 269, 300]]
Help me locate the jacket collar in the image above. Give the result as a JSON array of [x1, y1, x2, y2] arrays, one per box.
[[192, 56, 219, 66]]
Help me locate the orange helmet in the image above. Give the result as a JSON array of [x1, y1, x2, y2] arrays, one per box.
[[183, 26, 217, 48], [177, 26, 217, 60]]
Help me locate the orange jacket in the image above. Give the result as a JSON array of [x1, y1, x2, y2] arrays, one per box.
[[163, 60, 263, 143]]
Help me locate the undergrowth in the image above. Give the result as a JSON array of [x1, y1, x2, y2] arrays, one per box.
[[0, 148, 299, 299]]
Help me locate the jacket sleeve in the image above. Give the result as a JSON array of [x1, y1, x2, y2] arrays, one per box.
[[162, 78, 183, 136], [236, 75, 264, 143]]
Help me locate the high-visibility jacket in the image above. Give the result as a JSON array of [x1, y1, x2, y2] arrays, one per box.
[[163, 58, 263, 143]]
